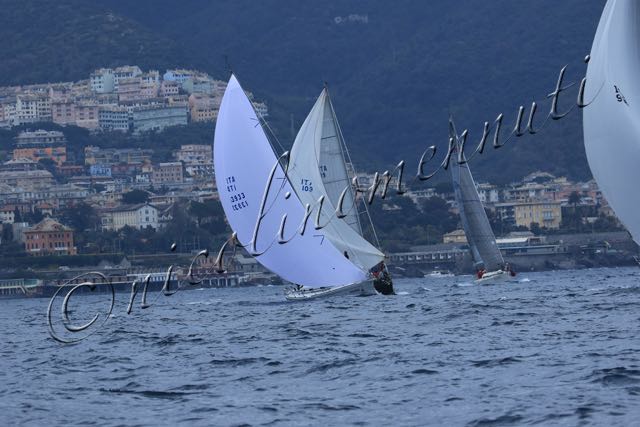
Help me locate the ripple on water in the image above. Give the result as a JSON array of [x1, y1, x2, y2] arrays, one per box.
[[2, 268, 640, 426]]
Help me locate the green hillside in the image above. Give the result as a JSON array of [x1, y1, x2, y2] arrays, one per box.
[[0, 0, 608, 184]]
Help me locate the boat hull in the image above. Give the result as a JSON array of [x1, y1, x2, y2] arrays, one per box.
[[284, 280, 378, 301], [475, 270, 515, 284]]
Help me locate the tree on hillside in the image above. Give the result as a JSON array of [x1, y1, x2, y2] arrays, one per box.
[[122, 189, 150, 204], [59, 202, 99, 231]]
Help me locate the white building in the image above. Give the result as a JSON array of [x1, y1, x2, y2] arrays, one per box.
[[90, 68, 115, 93], [174, 144, 213, 177], [113, 66, 143, 91], [100, 203, 159, 231], [99, 106, 129, 132], [476, 183, 500, 204]]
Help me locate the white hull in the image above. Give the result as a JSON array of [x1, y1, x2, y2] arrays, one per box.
[[284, 279, 378, 301], [475, 270, 513, 284], [425, 272, 455, 278]]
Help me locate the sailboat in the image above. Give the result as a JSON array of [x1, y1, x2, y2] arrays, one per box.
[[583, 0, 640, 246], [213, 76, 393, 300], [449, 117, 515, 283], [285, 86, 394, 299]]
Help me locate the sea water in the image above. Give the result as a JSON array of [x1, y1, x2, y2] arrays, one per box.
[[1, 267, 639, 426]]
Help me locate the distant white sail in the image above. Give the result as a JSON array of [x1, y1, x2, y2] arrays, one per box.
[[214, 76, 368, 287], [288, 89, 385, 272], [584, 0, 640, 244]]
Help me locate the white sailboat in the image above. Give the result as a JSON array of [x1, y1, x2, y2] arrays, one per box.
[[285, 86, 394, 299], [583, 0, 640, 246], [213, 76, 392, 301], [449, 117, 515, 284]]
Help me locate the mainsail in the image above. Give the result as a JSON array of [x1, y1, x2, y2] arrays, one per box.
[[449, 119, 504, 272], [288, 89, 385, 272], [318, 91, 363, 235], [584, 0, 640, 244], [214, 76, 368, 288]]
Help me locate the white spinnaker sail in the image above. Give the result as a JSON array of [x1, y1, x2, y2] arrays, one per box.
[[288, 89, 385, 272], [584, 0, 640, 244], [214, 76, 368, 287], [318, 92, 363, 235]]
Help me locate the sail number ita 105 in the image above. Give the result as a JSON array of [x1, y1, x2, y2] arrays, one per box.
[[225, 175, 248, 211], [300, 178, 313, 192]]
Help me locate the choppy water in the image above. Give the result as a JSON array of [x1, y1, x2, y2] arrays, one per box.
[[1, 267, 640, 426]]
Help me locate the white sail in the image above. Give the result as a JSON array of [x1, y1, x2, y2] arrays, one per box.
[[288, 89, 385, 272], [318, 91, 363, 235], [584, 0, 640, 244], [214, 76, 368, 287]]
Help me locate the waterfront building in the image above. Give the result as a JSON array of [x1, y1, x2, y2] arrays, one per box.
[[514, 200, 563, 229], [443, 229, 468, 244], [100, 202, 159, 231], [24, 218, 76, 256], [131, 105, 187, 134]]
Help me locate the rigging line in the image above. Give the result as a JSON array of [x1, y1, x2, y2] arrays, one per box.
[[327, 91, 381, 249], [258, 110, 287, 155]]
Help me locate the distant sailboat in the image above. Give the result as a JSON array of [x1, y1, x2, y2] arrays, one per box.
[[449, 117, 515, 283], [583, 0, 640, 245], [213, 76, 392, 300]]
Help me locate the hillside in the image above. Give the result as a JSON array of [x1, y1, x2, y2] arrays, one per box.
[[1, 0, 608, 184]]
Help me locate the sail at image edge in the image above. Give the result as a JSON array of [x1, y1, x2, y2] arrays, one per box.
[[584, 0, 640, 245]]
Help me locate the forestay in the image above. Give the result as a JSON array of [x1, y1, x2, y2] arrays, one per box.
[[288, 89, 385, 272], [214, 76, 368, 287], [584, 0, 640, 244], [450, 120, 504, 272]]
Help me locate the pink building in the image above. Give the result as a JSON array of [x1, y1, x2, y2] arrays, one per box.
[[52, 98, 76, 125], [117, 77, 142, 102], [160, 81, 180, 97]]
